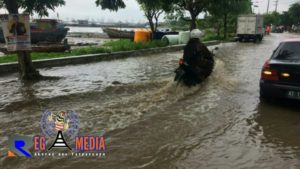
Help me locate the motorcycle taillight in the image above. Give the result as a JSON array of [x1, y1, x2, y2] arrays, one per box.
[[179, 58, 184, 65]]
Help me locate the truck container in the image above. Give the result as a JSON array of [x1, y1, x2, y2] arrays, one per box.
[[237, 15, 264, 42]]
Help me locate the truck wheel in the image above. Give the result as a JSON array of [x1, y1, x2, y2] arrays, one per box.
[[258, 35, 263, 42], [253, 37, 257, 43]]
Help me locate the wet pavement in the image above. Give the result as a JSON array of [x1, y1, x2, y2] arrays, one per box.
[[1, 33, 300, 169]]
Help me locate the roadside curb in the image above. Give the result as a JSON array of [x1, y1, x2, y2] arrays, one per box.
[[0, 40, 220, 74]]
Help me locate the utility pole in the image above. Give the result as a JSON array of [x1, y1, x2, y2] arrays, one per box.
[[274, 0, 279, 13], [267, 0, 270, 14]]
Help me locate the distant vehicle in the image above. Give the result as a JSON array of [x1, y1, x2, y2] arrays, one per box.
[[30, 19, 70, 43], [274, 25, 285, 33], [260, 39, 300, 100], [0, 19, 69, 44], [237, 15, 264, 42], [157, 28, 172, 32]]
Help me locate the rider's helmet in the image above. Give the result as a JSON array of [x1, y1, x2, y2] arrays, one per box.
[[190, 29, 203, 39]]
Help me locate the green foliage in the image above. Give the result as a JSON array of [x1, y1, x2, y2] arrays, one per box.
[[2, 0, 65, 16], [19, 0, 65, 16], [264, 12, 281, 26], [209, 0, 251, 16], [280, 11, 293, 26], [166, 0, 251, 38], [163, 0, 212, 30], [103, 39, 168, 51], [164, 9, 190, 31], [137, 0, 164, 32], [202, 29, 223, 41], [164, 0, 251, 31], [208, 0, 252, 38], [264, 3, 300, 27], [95, 0, 125, 11], [0, 47, 109, 64], [289, 3, 300, 24]]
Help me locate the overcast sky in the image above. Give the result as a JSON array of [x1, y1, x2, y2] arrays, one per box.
[[45, 0, 146, 23], [34, 0, 298, 22], [254, 0, 298, 14]]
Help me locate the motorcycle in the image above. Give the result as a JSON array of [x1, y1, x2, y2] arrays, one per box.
[[174, 47, 218, 87]]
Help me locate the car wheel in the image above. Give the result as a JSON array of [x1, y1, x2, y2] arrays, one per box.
[[259, 90, 271, 100]]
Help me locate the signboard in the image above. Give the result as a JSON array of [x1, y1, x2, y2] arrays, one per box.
[[0, 14, 31, 52]]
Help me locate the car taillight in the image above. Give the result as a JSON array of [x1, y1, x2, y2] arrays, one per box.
[[281, 73, 290, 78], [261, 59, 279, 81]]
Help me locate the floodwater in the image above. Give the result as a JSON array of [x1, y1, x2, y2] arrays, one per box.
[[68, 26, 104, 33], [1, 33, 300, 169]]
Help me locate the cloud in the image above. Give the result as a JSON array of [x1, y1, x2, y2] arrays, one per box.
[[254, 0, 296, 14], [42, 0, 147, 23], [35, 0, 299, 22]]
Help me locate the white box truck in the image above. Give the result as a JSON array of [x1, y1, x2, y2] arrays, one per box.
[[237, 15, 264, 42]]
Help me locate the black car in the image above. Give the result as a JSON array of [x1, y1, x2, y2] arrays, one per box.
[[260, 39, 300, 100]]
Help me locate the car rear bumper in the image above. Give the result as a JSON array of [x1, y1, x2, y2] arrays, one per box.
[[260, 80, 300, 99]]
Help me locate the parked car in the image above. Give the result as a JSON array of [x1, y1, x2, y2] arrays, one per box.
[[260, 39, 300, 100]]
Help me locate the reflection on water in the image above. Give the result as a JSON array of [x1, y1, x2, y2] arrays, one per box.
[[256, 101, 300, 150], [1, 33, 300, 169]]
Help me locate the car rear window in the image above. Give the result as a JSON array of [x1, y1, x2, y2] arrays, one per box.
[[273, 42, 300, 60]]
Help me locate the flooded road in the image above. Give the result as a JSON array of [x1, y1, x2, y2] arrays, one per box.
[[1, 33, 300, 169]]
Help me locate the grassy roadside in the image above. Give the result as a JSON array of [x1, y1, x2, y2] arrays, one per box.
[[0, 34, 222, 64], [0, 40, 168, 64], [202, 30, 236, 42]]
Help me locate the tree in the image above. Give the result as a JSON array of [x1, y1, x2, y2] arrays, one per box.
[[96, 0, 166, 33], [1, 0, 65, 16], [280, 12, 293, 27], [289, 3, 300, 24], [201, 14, 223, 36], [165, 11, 190, 31], [170, 0, 212, 30], [1, 0, 65, 80], [209, 0, 252, 39], [264, 12, 281, 26], [137, 0, 164, 32], [162, 0, 212, 30], [95, 0, 125, 11]]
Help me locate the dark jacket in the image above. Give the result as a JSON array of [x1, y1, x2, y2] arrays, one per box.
[[9, 22, 27, 36], [183, 38, 214, 79], [183, 38, 212, 66]]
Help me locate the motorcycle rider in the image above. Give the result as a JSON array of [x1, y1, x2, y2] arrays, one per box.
[[180, 29, 214, 86]]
